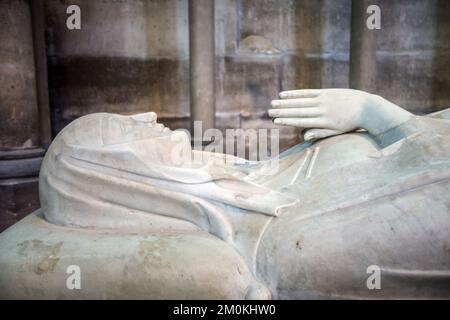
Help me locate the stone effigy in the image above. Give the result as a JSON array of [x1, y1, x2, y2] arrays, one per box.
[[1, 89, 449, 299]]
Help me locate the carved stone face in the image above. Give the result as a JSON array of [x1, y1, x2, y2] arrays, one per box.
[[99, 112, 173, 144], [100, 112, 194, 166], [62, 112, 193, 167]]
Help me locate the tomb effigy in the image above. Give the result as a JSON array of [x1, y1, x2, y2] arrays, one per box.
[[1, 89, 449, 299]]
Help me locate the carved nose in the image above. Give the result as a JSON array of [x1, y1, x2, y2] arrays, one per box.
[[129, 112, 157, 125]]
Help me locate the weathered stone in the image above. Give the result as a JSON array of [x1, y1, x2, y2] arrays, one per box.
[[42, 0, 448, 137], [49, 57, 189, 133], [370, 0, 450, 113], [45, 0, 149, 59], [377, 0, 450, 52], [216, 56, 282, 113], [238, 35, 281, 55], [281, 53, 350, 90], [1, 0, 449, 276], [376, 51, 450, 114], [239, 0, 351, 54], [146, 0, 189, 58], [0, 178, 40, 232], [0, 0, 40, 149], [0, 211, 260, 299], [2, 95, 450, 299], [215, 0, 239, 56]]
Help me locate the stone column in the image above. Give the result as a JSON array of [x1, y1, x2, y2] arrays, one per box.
[[189, 0, 216, 140], [349, 0, 378, 91], [0, 0, 50, 231]]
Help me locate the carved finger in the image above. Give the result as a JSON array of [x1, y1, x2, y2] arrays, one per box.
[[279, 89, 321, 99], [268, 108, 321, 118], [273, 117, 323, 128], [271, 98, 317, 108], [303, 129, 344, 141]]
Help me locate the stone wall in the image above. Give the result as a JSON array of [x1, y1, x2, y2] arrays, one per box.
[[215, 0, 352, 152], [44, 0, 449, 151], [0, 0, 40, 149], [45, 0, 190, 133], [375, 0, 450, 114], [0, 0, 46, 231]]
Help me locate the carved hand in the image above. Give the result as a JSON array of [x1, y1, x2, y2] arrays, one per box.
[[269, 88, 413, 141]]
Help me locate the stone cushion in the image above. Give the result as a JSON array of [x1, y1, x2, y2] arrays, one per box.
[[0, 210, 259, 299]]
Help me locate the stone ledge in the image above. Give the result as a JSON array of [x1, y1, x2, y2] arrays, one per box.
[[0, 211, 261, 299]]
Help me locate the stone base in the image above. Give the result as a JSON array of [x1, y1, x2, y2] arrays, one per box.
[[0, 177, 40, 232], [0, 210, 262, 299]]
